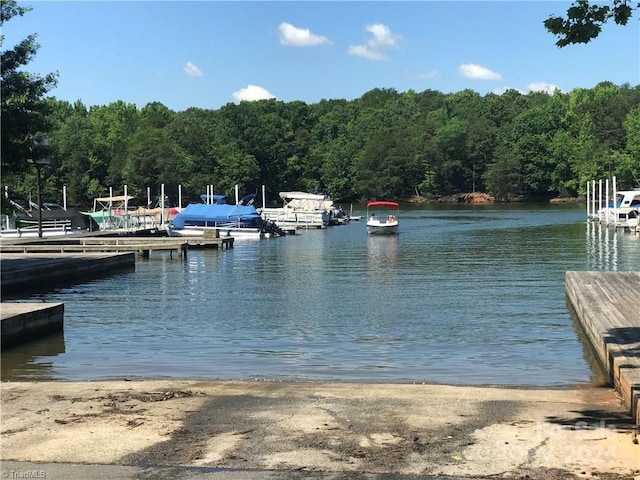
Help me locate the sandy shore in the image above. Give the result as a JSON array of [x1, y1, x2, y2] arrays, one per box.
[[1, 380, 639, 478]]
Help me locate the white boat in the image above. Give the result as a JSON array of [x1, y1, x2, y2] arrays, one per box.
[[84, 195, 174, 233], [366, 201, 399, 235], [0, 208, 99, 238], [596, 189, 640, 229], [165, 194, 284, 240], [260, 191, 331, 229]]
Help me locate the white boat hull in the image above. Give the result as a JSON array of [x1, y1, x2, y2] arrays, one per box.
[[0, 228, 92, 238], [366, 220, 399, 235], [165, 225, 266, 239]]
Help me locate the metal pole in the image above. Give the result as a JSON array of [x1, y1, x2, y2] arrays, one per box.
[[36, 165, 43, 238]]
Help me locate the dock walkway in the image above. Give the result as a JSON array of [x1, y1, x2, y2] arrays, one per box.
[[566, 271, 640, 424], [0, 235, 233, 257]]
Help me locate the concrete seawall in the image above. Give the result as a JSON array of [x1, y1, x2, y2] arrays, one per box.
[[0, 252, 135, 296], [1, 303, 64, 350]]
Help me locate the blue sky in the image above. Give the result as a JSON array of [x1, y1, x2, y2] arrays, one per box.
[[4, 1, 639, 111]]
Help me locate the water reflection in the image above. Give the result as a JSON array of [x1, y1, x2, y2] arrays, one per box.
[[586, 221, 639, 270], [1, 333, 66, 381], [367, 235, 398, 273]]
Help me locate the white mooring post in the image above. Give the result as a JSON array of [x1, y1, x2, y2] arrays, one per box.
[[612, 175, 617, 228], [605, 178, 610, 225], [262, 185, 266, 209], [586, 181, 590, 220], [178, 185, 182, 210], [591, 180, 596, 220], [63, 186, 67, 211], [124, 185, 129, 230], [161, 183, 166, 225], [598, 180, 603, 222]]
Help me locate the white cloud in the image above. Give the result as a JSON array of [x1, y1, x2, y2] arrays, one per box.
[[279, 22, 329, 46], [458, 64, 502, 81], [348, 23, 401, 61], [232, 84, 276, 102], [492, 86, 526, 95], [365, 23, 400, 48], [184, 61, 203, 77], [347, 45, 387, 61], [526, 82, 561, 94], [492, 83, 561, 96]]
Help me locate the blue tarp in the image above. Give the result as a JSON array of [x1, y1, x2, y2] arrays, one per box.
[[171, 203, 262, 229]]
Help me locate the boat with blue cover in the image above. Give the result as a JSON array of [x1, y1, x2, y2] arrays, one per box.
[[165, 194, 284, 239]]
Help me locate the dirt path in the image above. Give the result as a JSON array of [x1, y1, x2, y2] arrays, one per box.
[[1, 380, 638, 478]]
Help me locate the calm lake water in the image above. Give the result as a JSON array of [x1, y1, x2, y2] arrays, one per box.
[[3, 203, 639, 386]]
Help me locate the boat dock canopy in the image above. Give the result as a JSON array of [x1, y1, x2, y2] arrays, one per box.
[[94, 195, 136, 203], [279, 192, 327, 200], [367, 201, 399, 208]]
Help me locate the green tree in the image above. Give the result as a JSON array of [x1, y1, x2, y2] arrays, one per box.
[[622, 106, 640, 187], [1, 0, 58, 174], [545, 0, 638, 47], [483, 143, 523, 201]]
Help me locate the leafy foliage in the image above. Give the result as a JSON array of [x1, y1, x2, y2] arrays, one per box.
[[3, 83, 639, 207], [545, 0, 638, 47], [1, 0, 58, 174]]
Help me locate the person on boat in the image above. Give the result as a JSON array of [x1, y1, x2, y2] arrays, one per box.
[[388, 215, 395, 223]]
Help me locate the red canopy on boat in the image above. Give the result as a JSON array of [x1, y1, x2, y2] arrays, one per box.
[[367, 201, 399, 208]]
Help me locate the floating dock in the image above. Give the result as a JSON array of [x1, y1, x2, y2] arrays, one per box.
[[566, 271, 640, 424]]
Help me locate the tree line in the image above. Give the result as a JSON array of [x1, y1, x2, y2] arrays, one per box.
[[2, 82, 640, 209]]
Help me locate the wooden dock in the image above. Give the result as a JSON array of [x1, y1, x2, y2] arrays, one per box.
[[0, 235, 233, 257], [566, 271, 640, 424]]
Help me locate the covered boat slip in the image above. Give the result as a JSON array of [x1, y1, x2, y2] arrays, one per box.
[[86, 195, 174, 232], [566, 271, 640, 424]]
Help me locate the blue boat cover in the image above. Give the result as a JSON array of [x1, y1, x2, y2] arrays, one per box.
[[171, 203, 262, 229]]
